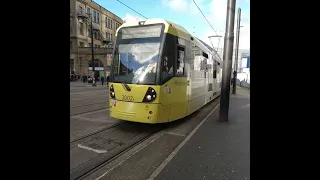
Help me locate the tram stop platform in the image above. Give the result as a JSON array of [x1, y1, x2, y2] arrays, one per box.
[[152, 86, 250, 180]]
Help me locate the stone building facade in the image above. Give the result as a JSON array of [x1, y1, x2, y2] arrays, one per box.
[[70, 0, 124, 76]]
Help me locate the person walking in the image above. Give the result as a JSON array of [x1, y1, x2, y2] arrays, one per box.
[[101, 76, 105, 86], [106, 75, 110, 86]]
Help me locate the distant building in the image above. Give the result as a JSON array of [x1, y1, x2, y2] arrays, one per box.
[[215, 48, 250, 72], [70, 0, 124, 76]]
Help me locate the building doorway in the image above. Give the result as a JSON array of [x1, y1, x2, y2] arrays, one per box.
[[88, 59, 104, 77]]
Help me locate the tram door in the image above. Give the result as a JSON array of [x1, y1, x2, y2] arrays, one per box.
[[169, 45, 188, 120]]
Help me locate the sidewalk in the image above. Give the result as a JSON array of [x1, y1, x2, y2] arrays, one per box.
[[154, 86, 250, 180], [70, 81, 108, 87]]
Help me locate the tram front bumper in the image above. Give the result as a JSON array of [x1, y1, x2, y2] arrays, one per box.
[[109, 99, 170, 124]]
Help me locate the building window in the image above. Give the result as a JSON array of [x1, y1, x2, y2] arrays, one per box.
[[70, 41, 73, 50], [79, 42, 85, 47], [89, 43, 92, 47], [98, 45, 100, 48], [94, 11, 97, 22], [94, 31, 99, 39], [70, 19, 72, 33], [115, 23, 121, 30], [88, 28, 91, 37], [106, 32, 110, 40], [110, 34, 113, 41], [70, 59, 75, 74], [105, 17, 108, 27], [108, 19, 110, 29], [79, 22, 83, 35], [97, 12, 100, 24], [110, 19, 113, 29], [95, 44, 98, 47], [78, 6, 82, 15], [87, 7, 90, 16]]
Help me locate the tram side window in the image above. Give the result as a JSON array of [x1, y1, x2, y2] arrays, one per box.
[[161, 43, 174, 84], [176, 46, 185, 76]]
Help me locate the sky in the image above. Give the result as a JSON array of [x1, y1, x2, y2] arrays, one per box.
[[94, 0, 250, 50]]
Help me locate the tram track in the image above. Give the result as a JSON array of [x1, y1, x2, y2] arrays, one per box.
[[71, 92, 108, 100], [71, 102, 107, 109], [70, 121, 124, 143], [70, 107, 109, 117], [71, 89, 108, 96], [69, 87, 221, 180], [70, 102, 109, 117], [70, 122, 163, 180], [76, 131, 159, 180], [79, 95, 221, 180]]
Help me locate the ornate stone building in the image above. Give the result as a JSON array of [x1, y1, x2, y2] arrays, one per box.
[[70, 0, 124, 76]]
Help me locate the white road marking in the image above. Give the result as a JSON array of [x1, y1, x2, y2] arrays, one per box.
[[164, 131, 186, 137], [240, 104, 250, 108], [77, 144, 107, 154], [147, 104, 220, 180], [94, 133, 164, 180]]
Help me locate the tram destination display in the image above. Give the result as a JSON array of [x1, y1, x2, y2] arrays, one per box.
[[121, 25, 162, 39]]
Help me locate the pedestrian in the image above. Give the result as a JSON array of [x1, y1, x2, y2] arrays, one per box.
[[71, 74, 74, 82], [106, 75, 110, 86], [82, 75, 86, 83], [101, 76, 105, 86]]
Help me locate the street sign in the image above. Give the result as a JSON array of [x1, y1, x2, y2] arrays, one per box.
[[89, 67, 104, 70], [107, 54, 113, 61], [246, 56, 250, 68]]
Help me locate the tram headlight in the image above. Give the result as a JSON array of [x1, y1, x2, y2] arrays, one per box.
[[143, 87, 157, 103], [110, 84, 116, 99]]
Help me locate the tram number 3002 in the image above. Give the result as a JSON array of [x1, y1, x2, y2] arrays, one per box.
[[122, 95, 134, 101]]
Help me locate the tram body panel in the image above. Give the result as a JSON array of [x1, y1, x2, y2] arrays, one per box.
[[159, 77, 188, 121]]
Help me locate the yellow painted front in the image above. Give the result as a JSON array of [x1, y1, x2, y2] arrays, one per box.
[[159, 77, 188, 121], [109, 78, 190, 123], [111, 83, 160, 103], [109, 99, 170, 124], [109, 83, 171, 123]]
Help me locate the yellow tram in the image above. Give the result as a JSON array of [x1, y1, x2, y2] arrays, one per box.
[[109, 18, 222, 124]]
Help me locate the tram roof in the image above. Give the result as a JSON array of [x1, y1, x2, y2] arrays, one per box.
[[117, 18, 217, 56]]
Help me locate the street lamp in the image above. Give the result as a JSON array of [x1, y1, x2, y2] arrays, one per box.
[[78, 12, 96, 86]]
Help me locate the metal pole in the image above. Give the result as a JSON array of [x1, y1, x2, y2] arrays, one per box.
[[78, 45, 81, 77], [219, 0, 236, 122], [90, 13, 96, 86], [232, 8, 241, 94]]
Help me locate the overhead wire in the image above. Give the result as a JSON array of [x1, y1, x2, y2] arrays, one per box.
[[192, 0, 218, 36], [115, 0, 148, 19]]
